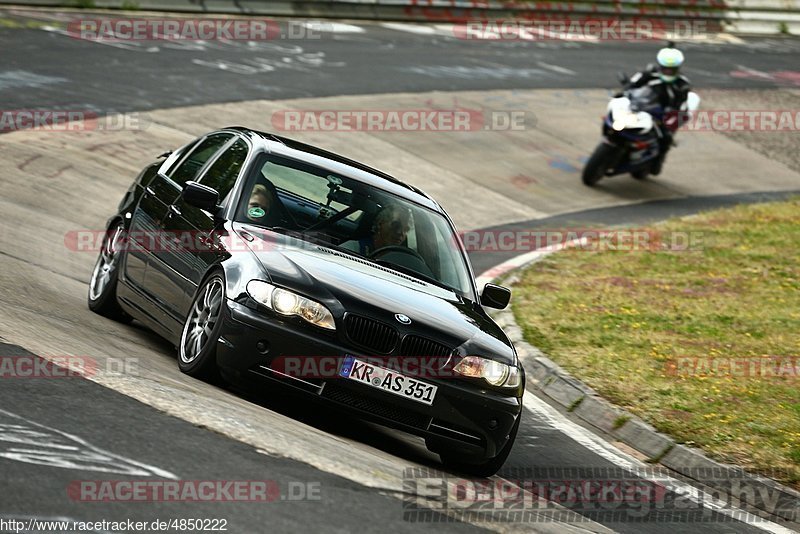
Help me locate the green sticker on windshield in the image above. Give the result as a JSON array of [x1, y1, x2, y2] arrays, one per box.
[[248, 207, 265, 218]]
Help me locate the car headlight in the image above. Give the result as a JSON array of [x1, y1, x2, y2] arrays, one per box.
[[453, 355, 522, 388], [246, 280, 336, 330]]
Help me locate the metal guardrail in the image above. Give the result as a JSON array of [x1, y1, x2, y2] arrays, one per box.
[[0, 0, 798, 34]]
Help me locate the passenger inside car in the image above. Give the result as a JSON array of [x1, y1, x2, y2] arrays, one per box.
[[243, 181, 285, 227]]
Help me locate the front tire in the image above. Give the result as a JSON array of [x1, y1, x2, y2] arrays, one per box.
[[582, 143, 617, 186], [435, 416, 521, 478], [88, 221, 131, 323], [179, 273, 225, 379]]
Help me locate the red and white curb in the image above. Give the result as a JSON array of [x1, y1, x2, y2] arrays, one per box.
[[475, 238, 588, 288]]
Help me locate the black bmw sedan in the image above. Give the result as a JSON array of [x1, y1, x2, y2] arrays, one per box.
[[88, 127, 524, 476]]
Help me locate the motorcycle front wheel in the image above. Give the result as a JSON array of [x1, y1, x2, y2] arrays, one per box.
[[582, 142, 618, 186]]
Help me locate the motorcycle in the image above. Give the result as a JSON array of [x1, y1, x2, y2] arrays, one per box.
[[582, 76, 700, 186]]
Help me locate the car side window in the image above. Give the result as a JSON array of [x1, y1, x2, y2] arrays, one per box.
[[159, 139, 198, 177], [198, 138, 248, 203], [169, 133, 233, 186]]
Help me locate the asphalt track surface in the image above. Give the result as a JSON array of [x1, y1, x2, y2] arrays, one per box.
[[0, 9, 798, 114], [0, 343, 483, 534], [1, 8, 799, 534]]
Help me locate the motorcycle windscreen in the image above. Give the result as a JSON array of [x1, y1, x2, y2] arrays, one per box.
[[628, 86, 662, 115]]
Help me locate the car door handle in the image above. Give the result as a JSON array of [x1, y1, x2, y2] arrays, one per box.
[[169, 205, 181, 217], [144, 186, 155, 196]]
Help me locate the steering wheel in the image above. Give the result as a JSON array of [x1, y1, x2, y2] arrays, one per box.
[[370, 245, 426, 263]]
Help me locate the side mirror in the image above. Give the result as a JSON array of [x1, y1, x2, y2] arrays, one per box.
[[182, 181, 219, 213], [480, 283, 511, 310], [617, 71, 629, 85]]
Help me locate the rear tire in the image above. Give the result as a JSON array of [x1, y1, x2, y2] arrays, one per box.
[[582, 143, 617, 186], [88, 221, 132, 323], [435, 416, 521, 478]]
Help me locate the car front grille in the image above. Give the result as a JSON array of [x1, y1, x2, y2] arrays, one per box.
[[344, 314, 399, 354], [322, 383, 432, 429], [401, 335, 452, 358]]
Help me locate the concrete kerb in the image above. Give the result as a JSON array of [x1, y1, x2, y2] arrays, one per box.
[[486, 246, 800, 525]]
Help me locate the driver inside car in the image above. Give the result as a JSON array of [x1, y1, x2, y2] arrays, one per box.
[[341, 204, 412, 256]]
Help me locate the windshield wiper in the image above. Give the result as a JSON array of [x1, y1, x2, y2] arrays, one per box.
[[373, 260, 455, 292], [323, 243, 367, 258]]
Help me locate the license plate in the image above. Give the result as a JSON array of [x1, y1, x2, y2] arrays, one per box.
[[339, 355, 437, 406]]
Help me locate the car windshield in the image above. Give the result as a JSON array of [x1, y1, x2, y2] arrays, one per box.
[[236, 154, 475, 298]]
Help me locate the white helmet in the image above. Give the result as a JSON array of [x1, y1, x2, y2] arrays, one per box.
[[656, 47, 684, 83]]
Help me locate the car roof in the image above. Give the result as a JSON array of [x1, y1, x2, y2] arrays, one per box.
[[226, 127, 443, 212]]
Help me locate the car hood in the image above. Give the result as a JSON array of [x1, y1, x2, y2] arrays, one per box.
[[236, 224, 514, 364]]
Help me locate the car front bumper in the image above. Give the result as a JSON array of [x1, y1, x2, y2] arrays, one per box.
[[216, 299, 523, 461]]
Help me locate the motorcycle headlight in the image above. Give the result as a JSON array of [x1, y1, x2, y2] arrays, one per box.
[[612, 110, 636, 131], [246, 280, 336, 330], [453, 355, 522, 388]]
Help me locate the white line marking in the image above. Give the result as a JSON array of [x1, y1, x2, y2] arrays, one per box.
[[522, 393, 794, 532], [0, 409, 178, 479], [537, 61, 577, 75], [735, 65, 774, 79], [40, 25, 160, 53], [0, 70, 68, 91], [717, 33, 746, 44], [303, 22, 364, 34], [381, 22, 439, 35]]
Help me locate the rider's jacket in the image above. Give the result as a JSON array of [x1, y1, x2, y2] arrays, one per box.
[[627, 65, 692, 115]]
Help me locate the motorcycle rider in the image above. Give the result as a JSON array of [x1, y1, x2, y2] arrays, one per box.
[[623, 43, 691, 175]]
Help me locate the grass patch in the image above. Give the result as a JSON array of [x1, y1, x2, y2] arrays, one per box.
[[613, 415, 631, 430], [568, 396, 585, 412], [512, 199, 800, 488]]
